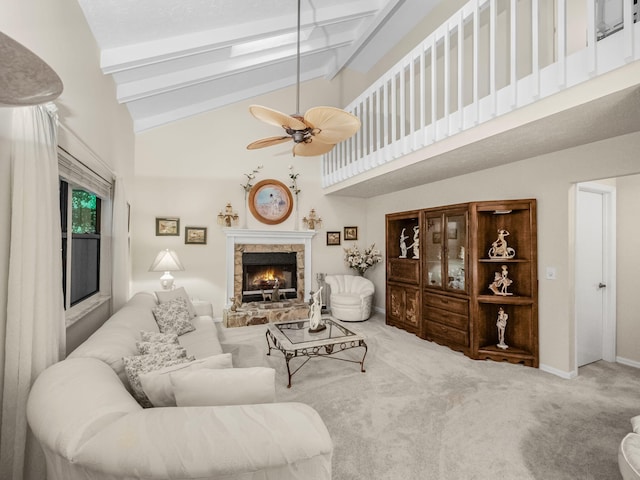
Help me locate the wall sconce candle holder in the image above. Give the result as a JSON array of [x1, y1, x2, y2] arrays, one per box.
[[217, 203, 239, 228], [302, 208, 322, 230]]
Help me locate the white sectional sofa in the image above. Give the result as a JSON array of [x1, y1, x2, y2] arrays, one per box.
[[27, 291, 333, 480], [620, 415, 640, 480]]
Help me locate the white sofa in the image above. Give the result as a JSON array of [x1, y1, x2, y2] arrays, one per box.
[[620, 416, 640, 480], [325, 274, 375, 322], [27, 291, 333, 480]]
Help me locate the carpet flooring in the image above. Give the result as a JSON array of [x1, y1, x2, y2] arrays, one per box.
[[218, 313, 640, 480]]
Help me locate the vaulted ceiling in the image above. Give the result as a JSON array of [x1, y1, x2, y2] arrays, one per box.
[[77, 0, 443, 132]]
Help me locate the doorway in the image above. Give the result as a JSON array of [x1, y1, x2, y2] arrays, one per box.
[[575, 182, 617, 368]]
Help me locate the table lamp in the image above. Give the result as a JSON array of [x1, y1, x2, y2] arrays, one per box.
[[149, 249, 184, 290]]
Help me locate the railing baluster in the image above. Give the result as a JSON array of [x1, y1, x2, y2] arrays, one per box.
[[420, 43, 426, 146], [490, 0, 497, 116], [431, 36, 437, 142], [587, 0, 596, 75], [510, 0, 518, 108], [473, 0, 480, 125], [557, 0, 566, 88], [532, 0, 540, 99], [624, 0, 635, 61], [457, 10, 464, 132], [409, 54, 416, 150], [444, 24, 451, 136]]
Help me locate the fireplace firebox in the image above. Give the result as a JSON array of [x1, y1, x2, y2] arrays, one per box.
[[242, 252, 297, 302]]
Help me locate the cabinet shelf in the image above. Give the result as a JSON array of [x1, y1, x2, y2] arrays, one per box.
[[477, 295, 534, 305], [478, 258, 528, 263]]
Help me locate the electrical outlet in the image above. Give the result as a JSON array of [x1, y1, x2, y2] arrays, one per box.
[[545, 267, 557, 280]]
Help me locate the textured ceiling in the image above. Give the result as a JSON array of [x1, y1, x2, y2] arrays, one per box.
[[77, 0, 443, 132]]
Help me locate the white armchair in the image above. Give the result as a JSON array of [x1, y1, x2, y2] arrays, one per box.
[[325, 274, 375, 322]]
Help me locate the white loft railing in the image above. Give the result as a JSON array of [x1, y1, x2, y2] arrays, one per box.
[[322, 0, 640, 188]]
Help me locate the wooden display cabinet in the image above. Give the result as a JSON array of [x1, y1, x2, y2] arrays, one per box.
[[421, 205, 470, 353], [385, 210, 421, 334], [385, 199, 538, 367], [470, 199, 538, 367]]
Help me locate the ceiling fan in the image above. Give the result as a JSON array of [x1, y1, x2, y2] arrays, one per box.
[[246, 0, 361, 157]]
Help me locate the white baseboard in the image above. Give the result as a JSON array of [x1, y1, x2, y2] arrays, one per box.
[[617, 356, 640, 369], [373, 306, 385, 315], [539, 363, 577, 379]]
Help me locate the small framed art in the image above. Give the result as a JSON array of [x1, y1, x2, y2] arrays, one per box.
[[156, 217, 180, 236], [326, 231, 341, 246], [344, 226, 358, 241], [185, 226, 207, 245]]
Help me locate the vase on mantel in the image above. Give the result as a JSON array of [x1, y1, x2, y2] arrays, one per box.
[[294, 198, 300, 230]]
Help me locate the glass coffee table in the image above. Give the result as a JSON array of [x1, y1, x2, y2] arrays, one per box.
[[266, 317, 367, 387]]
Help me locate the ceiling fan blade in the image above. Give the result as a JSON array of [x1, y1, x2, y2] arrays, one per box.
[[249, 105, 307, 131], [247, 136, 292, 150], [293, 140, 336, 157], [303, 106, 361, 144]]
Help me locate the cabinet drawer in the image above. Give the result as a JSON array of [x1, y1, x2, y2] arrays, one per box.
[[424, 321, 469, 347], [424, 307, 468, 330], [388, 258, 420, 284], [424, 293, 468, 316]]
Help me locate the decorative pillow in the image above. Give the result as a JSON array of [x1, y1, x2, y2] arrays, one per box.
[[155, 287, 197, 318], [136, 341, 187, 356], [123, 352, 195, 408], [139, 353, 234, 407], [152, 297, 195, 335], [171, 367, 276, 407], [139, 331, 179, 344]]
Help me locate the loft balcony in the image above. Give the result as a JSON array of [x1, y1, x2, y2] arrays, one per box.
[[322, 0, 640, 197]]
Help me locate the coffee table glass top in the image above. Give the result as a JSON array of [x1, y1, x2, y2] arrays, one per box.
[[269, 317, 362, 349]]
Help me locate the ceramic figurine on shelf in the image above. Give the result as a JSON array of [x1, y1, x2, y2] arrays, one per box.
[[309, 288, 326, 333], [489, 265, 513, 296], [399, 228, 409, 258], [411, 226, 420, 259], [488, 229, 516, 259], [496, 307, 509, 350]]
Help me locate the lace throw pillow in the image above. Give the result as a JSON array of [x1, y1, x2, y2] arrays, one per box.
[[152, 297, 195, 335], [123, 352, 194, 408], [139, 331, 179, 344], [136, 341, 186, 356]]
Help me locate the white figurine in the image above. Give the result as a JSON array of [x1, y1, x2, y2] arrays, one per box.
[[489, 265, 513, 296], [309, 287, 325, 332], [488, 229, 516, 259], [399, 228, 408, 258], [411, 226, 420, 259], [496, 307, 509, 349]]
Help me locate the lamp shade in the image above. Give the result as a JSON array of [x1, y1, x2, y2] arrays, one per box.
[[149, 249, 184, 272]]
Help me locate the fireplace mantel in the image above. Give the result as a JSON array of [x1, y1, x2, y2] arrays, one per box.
[[224, 229, 316, 307]]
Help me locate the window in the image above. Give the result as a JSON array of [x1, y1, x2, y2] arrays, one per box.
[[58, 148, 113, 315], [60, 181, 102, 307]]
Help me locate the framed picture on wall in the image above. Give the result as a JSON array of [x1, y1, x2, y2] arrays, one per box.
[[156, 217, 180, 236], [326, 231, 341, 246], [185, 226, 207, 245], [344, 226, 358, 241], [248, 179, 294, 225]]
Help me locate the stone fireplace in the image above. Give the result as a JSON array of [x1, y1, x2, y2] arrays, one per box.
[[223, 229, 316, 327]]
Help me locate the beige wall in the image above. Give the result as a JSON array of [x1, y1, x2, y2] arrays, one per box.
[[616, 174, 640, 364], [363, 131, 640, 375], [131, 79, 368, 312], [0, 0, 135, 178]]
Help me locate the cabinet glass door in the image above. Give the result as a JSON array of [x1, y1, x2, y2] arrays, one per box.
[[425, 215, 443, 287], [445, 213, 466, 291]]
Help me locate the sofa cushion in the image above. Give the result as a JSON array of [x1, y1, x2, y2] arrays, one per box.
[[152, 297, 195, 335], [178, 315, 224, 358], [139, 331, 179, 344], [172, 367, 276, 407], [123, 352, 194, 408], [139, 353, 234, 407], [155, 286, 197, 318], [67, 292, 160, 385], [331, 292, 364, 306]]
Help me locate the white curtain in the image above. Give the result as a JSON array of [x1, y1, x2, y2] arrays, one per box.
[[0, 104, 65, 480], [112, 176, 130, 311]]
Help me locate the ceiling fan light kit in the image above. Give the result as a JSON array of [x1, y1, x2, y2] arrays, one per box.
[[247, 0, 360, 157]]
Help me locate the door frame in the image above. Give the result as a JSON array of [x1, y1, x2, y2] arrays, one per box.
[[573, 181, 617, 373]]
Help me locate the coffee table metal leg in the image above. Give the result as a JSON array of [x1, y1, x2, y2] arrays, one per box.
[[360, 340, 368, 373]]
